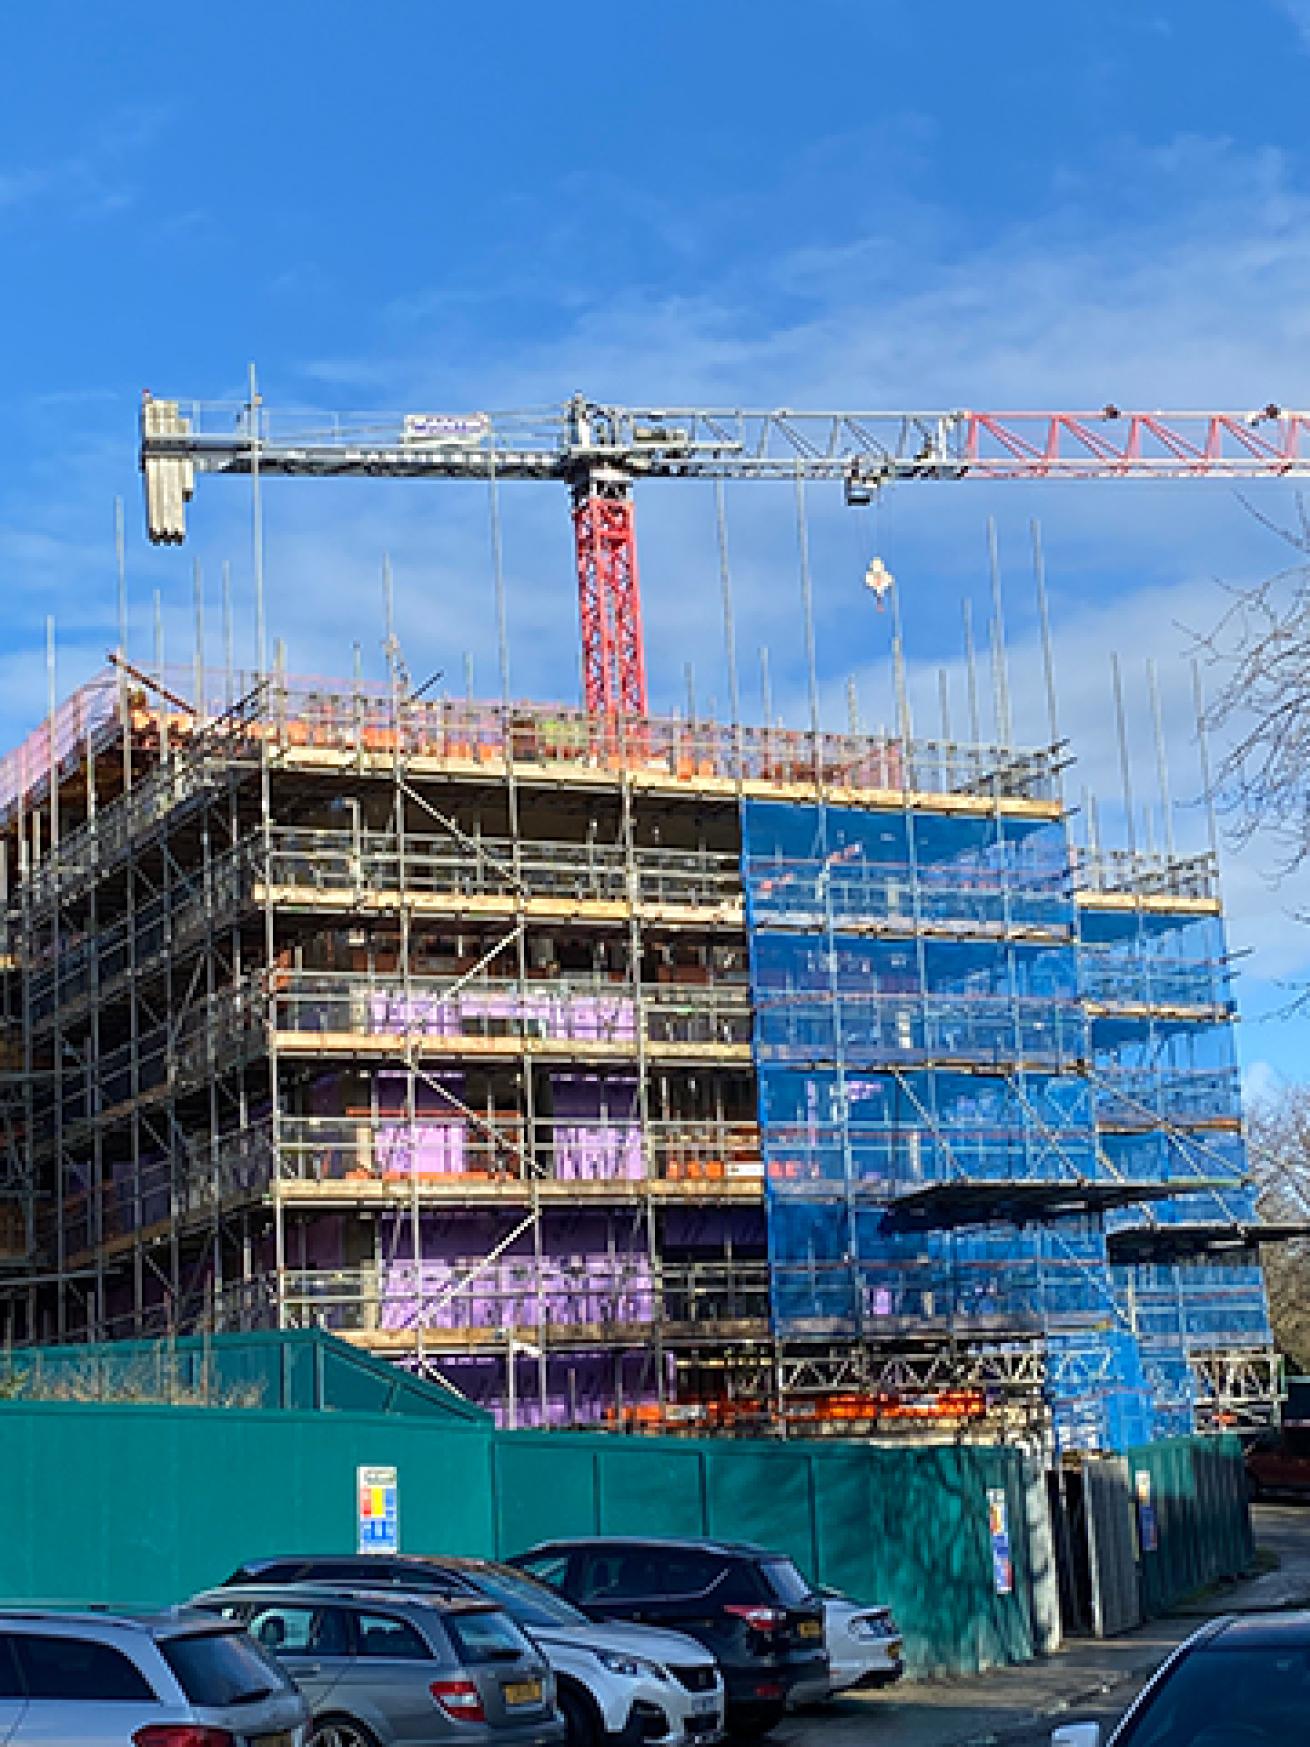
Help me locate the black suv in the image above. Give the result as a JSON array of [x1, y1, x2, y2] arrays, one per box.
[[506, 1538, 826, 1737]]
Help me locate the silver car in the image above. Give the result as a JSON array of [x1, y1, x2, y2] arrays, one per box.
[[193, 1584, 564, 1747], [219, 1555, 724, 1747], [0, 1606, 308, 1744]]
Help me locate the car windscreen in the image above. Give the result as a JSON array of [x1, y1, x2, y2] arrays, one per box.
[[759, 1559, 816, 1607], [161, 1629, 291, 1706], [457, 1568, 590, 1629], [1115, 1641, 1310, 1745], [444, 1609, 535, 1665]]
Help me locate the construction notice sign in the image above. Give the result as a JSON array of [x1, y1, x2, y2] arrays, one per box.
[[357, 1465, 399, 1555], [1135, 1469, 1159, 1553], [987, 1488, 1013, 1596]]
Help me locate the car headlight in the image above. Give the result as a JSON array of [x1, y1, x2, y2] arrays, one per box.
[[595, 1650, 667, 1682]]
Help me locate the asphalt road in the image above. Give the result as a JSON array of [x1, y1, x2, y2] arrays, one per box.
[[775, 1504, 1310, 1747]]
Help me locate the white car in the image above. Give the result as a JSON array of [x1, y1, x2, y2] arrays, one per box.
[[526, 1611, 725, 1747], [789, 1589, 904, 1704]]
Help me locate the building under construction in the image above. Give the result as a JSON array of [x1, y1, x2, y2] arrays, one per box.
[[0, 657, 1281, 1445]]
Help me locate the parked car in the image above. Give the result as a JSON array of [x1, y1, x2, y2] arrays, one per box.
[[192, 1582, 563, 1747], [221, 1554, 725, 1747], [1245, 1422, 1310, 1500], [1051, 1611, 1310, 1746], [506, 1538, 827, 1738], [787, 1587, 903, 1704], [0, 1605, 308, 1745]]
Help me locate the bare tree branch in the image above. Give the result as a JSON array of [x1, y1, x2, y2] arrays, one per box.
[[1192, 492, 1310, 865], [1249, 1084, 1310, 1371]]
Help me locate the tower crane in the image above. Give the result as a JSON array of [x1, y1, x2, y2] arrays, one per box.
[[140, 393, 1310, 719]]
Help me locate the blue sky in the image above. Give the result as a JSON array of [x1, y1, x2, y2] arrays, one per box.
[[4, 1, 1310, 1083]]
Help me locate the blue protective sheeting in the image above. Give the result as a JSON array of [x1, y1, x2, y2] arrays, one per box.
[[739, 796, 1273, 1451]]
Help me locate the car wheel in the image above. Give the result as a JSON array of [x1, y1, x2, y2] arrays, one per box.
[[308, 1717, 380, 1747], [558, 1681, 603, 1747]]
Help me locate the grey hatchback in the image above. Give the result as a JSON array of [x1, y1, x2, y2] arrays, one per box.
[[192, 1584, 564, 1747], [0, 1606, 308, 1744]]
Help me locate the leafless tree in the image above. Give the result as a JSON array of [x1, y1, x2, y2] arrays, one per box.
[[1197, 497, 1310, 873], [1248, 1084, 1310, 1372]]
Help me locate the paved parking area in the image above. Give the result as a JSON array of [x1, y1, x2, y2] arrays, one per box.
[[777, 1505, 1310, 1747]]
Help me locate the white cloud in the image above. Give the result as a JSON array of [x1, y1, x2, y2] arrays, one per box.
[[0, 102, 173, 226]]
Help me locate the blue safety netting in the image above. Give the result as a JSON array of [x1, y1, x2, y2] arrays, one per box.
[[740, 798, 1274, 1451], [741, 799, 1151, 1448], [1079, 907, 1232, 1009], [1083, 888, 1273, 1419], [1048, 1329, 1157, 1451]]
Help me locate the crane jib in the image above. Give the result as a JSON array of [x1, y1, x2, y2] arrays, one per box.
[[138, 393, 1310, 717]]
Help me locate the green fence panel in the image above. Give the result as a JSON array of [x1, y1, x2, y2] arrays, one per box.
[[703, 1443, 817, 1578], [869, 1445, 979, 1674], [1126, 1433, 1252, 1618], [2, 1332, 489, 1422], [596, 1443, 707, 1539], [809, 1448, 880, 1605], [492, 1434, 599, 1556], [0, 1402, 496, 1607], [853, 1444, 1037, 1676], [985, 1450, 1040, 1670]]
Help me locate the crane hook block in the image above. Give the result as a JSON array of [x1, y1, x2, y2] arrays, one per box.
[[864, 558, 894, 606]]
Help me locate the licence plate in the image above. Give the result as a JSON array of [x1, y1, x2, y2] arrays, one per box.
[[799, 1620, 823, 1639], [504, 1679, 543, 1707], [692, 1696, 719, 1715]]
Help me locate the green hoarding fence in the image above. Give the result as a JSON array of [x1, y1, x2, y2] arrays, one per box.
[[1125, 1433, 1255, 1618], [0, 1337, 1252, 1678], [0, 1329, 488, 1423], [0, 1394, 1051, 1678], [489, 1434, 1052, 1674]]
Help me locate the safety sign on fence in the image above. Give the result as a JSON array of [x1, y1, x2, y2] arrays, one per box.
[[1135, 1468, 1159, 1554], [357, 1465, 399, 1555], [987, 1487, 1013, 1596]]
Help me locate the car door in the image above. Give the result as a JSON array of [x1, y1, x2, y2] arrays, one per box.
[[328, 1607, 444, 1743], [245, 1602, 351, 1718], [640, 1550, 726, 1636], [8, 1630, 158, 1745]]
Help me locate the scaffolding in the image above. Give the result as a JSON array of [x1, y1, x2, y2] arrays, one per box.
[[1076, 853, 1278, 1434], [0, 661, 1279, 1440]]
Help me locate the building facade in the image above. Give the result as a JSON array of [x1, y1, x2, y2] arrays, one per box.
[[0, 668, 1280, 1443]]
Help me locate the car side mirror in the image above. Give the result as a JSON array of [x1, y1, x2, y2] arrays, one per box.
[[1051, 1726, 1101, 1747]]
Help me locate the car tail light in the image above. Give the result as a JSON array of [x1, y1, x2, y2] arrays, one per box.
[[753, 1682, 785, 1700], [431, 1678, 487, 1723], [724, 1604, 787, 1633], [133, 1731, 235, 1747]]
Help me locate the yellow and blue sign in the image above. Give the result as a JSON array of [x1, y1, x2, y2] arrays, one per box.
[[357, 1464, 400, 1554]]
